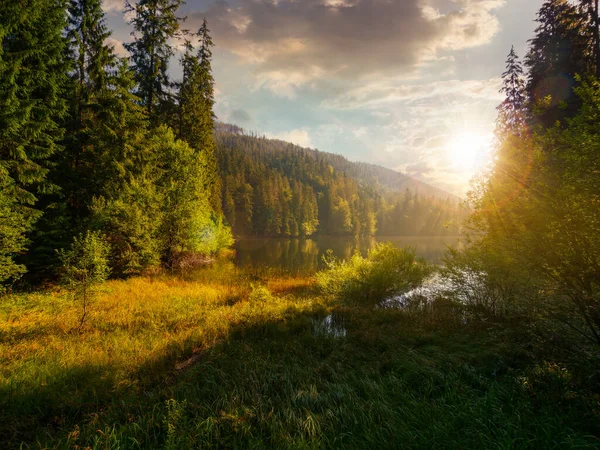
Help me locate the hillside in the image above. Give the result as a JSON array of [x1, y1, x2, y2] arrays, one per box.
[[215, 123, 456, 201], [215, 126, 468, 237]]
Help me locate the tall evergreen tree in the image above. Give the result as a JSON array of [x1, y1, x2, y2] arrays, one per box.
[[178, 19, 221, 212], [497, 46, 528, 139], [63, 0, 118, 217], [0, 0, 69, 285], [125, 0, 183, 124], [525, 0, 593, 127], [579, 0, 600, 76]]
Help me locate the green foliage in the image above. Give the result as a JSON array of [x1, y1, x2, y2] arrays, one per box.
[[0, 0, 69, 282], [163, 398, 188, 450], [526, 0, 594, 127], [464, 74, 600, 344], [317, 243, 432, 306], [89, 180, 163, 275], [125, 0, 183, 122], [0, 167, 33, 291], [153, 126, 226, 264], [1, 270, 597, 448], [178, 20, 221, 212], [59, 230, 110, 331], [217, 132, 466, 238], [248, 283, 275, 304], [442, 244, 542, 318]]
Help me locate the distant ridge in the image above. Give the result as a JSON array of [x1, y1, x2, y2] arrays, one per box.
[[214, 122, 458, 202]]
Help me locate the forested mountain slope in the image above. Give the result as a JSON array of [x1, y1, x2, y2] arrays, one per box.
[[215, 127, 468, 237]]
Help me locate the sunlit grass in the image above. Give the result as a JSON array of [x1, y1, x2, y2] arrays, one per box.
[[0, 262, 598, 448]]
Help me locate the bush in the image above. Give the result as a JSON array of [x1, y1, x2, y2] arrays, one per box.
[[441, 244, 543, 318], [317, 243, 432, 307], [248, 284, 275, 304], [59, 231, 111, 331]]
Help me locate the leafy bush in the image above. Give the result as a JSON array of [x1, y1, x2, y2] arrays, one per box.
[[59, 231, 111, 331], [248, 284, 275, 304], [317, 243, 432, 307], [441, 244, 543, 318]]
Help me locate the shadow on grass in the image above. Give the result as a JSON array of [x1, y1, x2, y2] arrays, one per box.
[[2, 303, 599, 449]]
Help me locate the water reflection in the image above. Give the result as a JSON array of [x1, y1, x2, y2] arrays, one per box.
[[234, 236, 460, 275]]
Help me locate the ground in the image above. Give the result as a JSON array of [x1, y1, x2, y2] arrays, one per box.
[[1, 260, 598, 449]]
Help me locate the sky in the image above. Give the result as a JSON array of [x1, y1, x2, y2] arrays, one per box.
[[103, 0, 544, 196]]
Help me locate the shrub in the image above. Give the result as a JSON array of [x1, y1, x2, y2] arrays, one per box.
[[59, 231, 111, 332], [441, 241, 544, 319], [248, 284, 275, 304], [317, 243, 432, 307]]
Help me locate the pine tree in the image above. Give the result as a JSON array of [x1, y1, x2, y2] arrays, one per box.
[[497, 46, 528, 139], [125, 0, 183, 124], [0, 166, 31, 290], [63, 0, 118, 217], [525, 0, 593, 127], [178, 19, 221, 212], [0, 0, 69, 284], [579, 0, 600, 76]]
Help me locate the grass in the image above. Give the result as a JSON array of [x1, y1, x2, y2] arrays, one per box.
[[0, 259, 598, 449]]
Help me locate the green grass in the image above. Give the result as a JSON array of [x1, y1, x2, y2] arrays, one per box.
[[1, 262, 598, 449]]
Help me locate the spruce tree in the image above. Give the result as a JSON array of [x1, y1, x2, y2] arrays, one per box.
[[0, 0, 69, 284], [0, 167, 31, 290], [63, 0, 118, 217], [525, 0, 593, 127], [125, 0, 183, 124], [178, 19, 222, 213], [497, 46, 528, 139], [579, 0, 600, 76]]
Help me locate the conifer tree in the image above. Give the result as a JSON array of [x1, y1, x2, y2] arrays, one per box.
[[525, 0, 593, 127], [125, 0, 183, 124], [579, 0, 600, 76], [178, 19, 221, 212], [0, 167, 30, 290], [0, 0, 69, 284], [63, 0, 119, 217], [497, 46, 528, 139]]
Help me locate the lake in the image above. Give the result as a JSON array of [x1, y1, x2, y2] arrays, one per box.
[[234, 236, 461, 275]]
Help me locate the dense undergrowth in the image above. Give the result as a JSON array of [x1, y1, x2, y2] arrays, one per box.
[[1, 254, 598, 449]]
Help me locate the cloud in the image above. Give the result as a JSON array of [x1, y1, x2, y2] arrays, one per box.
[[103, 0, 125, 13], [189, 0, 505, 95], [266, 128, 312, 148], [230, 109, 252, 124], [105, 37, 129, 57], [324, 77, 503, 110]]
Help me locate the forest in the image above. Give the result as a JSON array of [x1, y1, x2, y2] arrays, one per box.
[[1, 0, 231, 288], [1, 0, 600, 448], [216, 130, 468, 238]]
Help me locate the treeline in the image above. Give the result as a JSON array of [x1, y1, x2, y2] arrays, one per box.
[[216, 132, 468, 237], [457, 0, 600, 345], [0, 0, 231, 290]]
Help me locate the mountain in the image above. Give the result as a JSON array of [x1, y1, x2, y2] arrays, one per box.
[[215, 122, 457, 201], [215, 124, 468, 237]]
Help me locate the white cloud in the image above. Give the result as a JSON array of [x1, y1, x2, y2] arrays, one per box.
[[103, 0, 124, 13], [190, 0, 506, 91], [105, 37, 129, 57], [266, 129, 313, 147], [253, 69, 322, 99], [324, 77, 503, 110]]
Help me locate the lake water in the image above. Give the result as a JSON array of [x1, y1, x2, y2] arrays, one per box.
[[234, 236, 461, 275]]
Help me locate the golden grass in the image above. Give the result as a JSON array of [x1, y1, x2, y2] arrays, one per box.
[[0, 269, 325, 406]]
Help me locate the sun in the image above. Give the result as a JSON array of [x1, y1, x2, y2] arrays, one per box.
[[447, 131, 492, 171]]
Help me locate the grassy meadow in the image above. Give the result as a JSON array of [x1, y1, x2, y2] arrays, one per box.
[[1, 258, 599, 449]]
